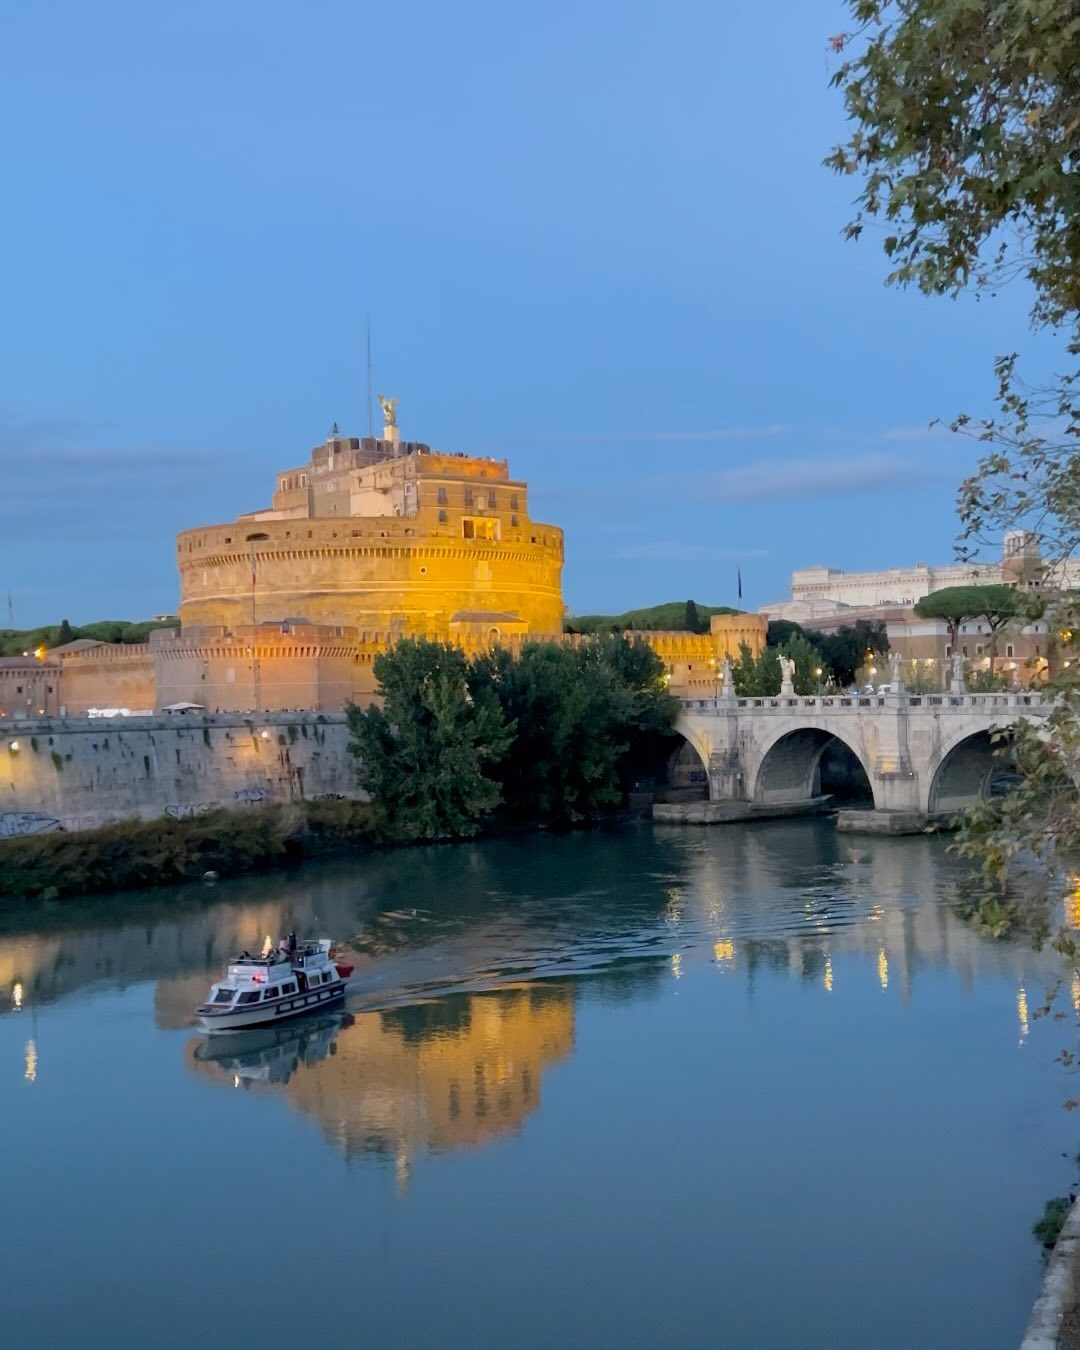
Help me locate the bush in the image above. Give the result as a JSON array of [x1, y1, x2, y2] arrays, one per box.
[[1033, 1196, 1073, 1249]]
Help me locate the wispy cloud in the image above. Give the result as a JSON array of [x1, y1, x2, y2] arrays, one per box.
[[492, 425, 788, 447], [616, 542, 769, 561], [874, 423, 953, 443], [658, 452, 954, 503]]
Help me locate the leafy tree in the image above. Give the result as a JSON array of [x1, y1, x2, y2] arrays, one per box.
[[351, 635, 677, 838], [766, 619, 812, 650], [469, 635, 676, 827], [566, 601, 741, 635], [346, 639, 513, 840], [683, 599, 702, 634], [56, 619, 75, 646], [827, 0, 1080, 335], [780, 634, 824, 695], [914, 584, 1035, 656], [816, 620, 889, 686], [731, 641, 782, 697]]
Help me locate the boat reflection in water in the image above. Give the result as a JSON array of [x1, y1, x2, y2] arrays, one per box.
[[191, 1012, 351, 1087], [186, 984, 575, 1171]]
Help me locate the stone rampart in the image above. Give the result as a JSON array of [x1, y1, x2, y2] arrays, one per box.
[[0, 712, 357, 834]]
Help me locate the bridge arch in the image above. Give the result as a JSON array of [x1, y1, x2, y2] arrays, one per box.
[[665, 735, 711, 797], [927, 729, 1016, 814], [752, 726, 876, 808]]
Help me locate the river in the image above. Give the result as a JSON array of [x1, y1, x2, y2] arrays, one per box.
[[1, 820, 1075, 1348]]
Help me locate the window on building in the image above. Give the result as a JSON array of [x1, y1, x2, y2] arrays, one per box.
[[464, 488, 474, 507], [15, 686, 21, 694], [945, 645, 952, 657], [975, 644, 983, 656], [463, 518, 499, 541], [962, 646, 969, 656], [510, 493, 519, 510], [437, 487, 447, 505], [511, 514, 519, 527], [1006, 643, 1015, 658], [438, 509, 448, 523]]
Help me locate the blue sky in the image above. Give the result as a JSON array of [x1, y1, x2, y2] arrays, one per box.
[[0, 0, 1061, 625]]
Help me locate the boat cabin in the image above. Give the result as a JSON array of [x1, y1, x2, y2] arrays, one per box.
[[206, 941, 339, 1011]]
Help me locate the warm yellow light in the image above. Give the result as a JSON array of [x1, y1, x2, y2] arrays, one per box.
[[670, 952, 683, 980], [1062, 630, 1073, 643], [8, 740, 19, 753], [33, 646, 46, 661], [869, 666, 877, 677], [877, 948, 888, 990], [12, 981, 23, 1011], [1068, 877, 1080, 929], [260, 730, 271, 740], [824, 956, 833, 993], [1017, 985, 1030, 1040], [24, 1040, 37, 1083], [713, 940, 735, 964], [815, 667, 823, 677]]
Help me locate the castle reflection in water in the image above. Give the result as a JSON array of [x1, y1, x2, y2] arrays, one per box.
[[186, 985, 575, 1171], [3, 825, 1072, 1159]]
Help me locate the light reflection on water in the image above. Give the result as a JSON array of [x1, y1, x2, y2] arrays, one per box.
[[0, 820, 1075, 1349]]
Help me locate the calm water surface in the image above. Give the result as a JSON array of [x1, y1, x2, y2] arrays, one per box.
[[1, 821, 1075, 1348]]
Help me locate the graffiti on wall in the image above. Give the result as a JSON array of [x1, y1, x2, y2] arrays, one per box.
[[165, 802, 216, 821], [0, 811, 63, 838], [233, 787, 267, 804]]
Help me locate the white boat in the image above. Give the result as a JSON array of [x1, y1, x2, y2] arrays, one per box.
[[195, 939, 347, 1033]]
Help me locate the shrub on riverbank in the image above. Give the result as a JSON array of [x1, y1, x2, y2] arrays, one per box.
[[0, 799, 376, 902]]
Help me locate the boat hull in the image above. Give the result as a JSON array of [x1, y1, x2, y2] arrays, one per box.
[[197, 981, 345, 1034]]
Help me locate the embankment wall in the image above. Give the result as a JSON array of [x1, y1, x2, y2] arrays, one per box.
[[0, 712, 356, 834]]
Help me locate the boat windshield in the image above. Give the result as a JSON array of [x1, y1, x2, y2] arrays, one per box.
[[211, 988, 235, 1004]]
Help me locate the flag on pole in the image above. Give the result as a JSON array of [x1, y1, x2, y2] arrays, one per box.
[[737, 568, 743, 600]]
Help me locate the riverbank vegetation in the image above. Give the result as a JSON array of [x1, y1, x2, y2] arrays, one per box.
[[0, 799, 376, 902], [347, 635, 678, 841]]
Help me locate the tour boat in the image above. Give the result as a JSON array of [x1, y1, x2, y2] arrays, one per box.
[[195, 939, 347, 1033]]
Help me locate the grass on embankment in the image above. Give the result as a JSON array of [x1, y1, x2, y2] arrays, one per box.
[[0, 799, 378, 902]]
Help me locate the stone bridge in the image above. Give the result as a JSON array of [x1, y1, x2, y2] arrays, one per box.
[[672, 689, 1051, 823]]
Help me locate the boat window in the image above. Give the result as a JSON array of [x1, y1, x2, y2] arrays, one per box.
[[282, 983, 297, 995], [212, 988, 235, 1004], [236, 991, 261, 1005], [322, 972, 333, 984], [263, 987, 280, 1000]]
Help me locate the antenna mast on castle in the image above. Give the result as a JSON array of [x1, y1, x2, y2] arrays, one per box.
[[366, 316, 373, 437]]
